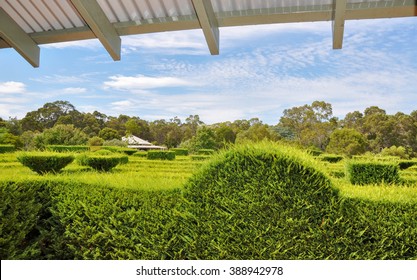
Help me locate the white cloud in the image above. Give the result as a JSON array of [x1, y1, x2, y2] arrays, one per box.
[[122, 30, 208, 55], [30, 74, 90, 84], [103, 75, 199, 91], [43, 39, 101, 49], [0, 81, 26, 94], [61, 87, 87, 94]]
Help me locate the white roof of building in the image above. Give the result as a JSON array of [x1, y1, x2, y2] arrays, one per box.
[[122, 135, 152, 146], [1, 0, 416, 67]]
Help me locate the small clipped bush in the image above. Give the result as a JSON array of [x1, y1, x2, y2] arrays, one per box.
[[170, 148, 189, 156], [319, 154, 344, 163], [120, 148, 138, 156], [197, 149, 215, 155], [17, 152, 74, 175], [80, 154, 128, 171], [47, 145, 89, 153], [347, 161, 400, 185], [0, 145, 16, 153], [147, 150, 175, 160]]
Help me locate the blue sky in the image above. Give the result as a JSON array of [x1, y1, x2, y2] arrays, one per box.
[[0, 17, 416, 124]]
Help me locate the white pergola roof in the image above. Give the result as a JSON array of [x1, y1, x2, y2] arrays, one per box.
[[1, 0, 416, 67]]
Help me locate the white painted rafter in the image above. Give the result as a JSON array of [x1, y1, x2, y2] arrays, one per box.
[[332, 0, 347, 49], [69, 0, 121, 60], [191, 0, 220, 55], [0, 7, 40, 67]]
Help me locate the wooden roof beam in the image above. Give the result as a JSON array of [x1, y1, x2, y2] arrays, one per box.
[[191, 0, 220, 55], [70, 0, 121, 60], [0, 8, 40, 67], [332, 0, 347, 49]]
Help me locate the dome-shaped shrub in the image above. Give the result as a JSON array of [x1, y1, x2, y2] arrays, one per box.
[[182, 142, 340, 259], [17, 152, 74, 175]]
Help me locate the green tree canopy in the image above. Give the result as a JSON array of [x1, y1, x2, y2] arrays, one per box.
[[326, 128, 368, 156]]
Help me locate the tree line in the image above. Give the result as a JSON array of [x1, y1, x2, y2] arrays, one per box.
[[1, 100, 416, 157]]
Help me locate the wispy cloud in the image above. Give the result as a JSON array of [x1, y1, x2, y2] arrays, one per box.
[[30, 74, 91, 84], [103, 74, 200, 91], [61, 87, 88, 94], [0, 81, 26, 94]]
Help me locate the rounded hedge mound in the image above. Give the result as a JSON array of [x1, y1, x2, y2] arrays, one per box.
[[183, 142, 341, 259], [17, 152, 74, 175]]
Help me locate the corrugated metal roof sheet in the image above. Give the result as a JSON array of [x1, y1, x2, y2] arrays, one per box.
[[1, 0, 416, 67]]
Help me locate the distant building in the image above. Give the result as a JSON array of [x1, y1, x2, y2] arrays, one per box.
[[122, 135, 166, 150]]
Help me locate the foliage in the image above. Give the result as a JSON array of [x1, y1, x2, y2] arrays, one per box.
[[307, 146, 323, 156], [0, 144, 15, 153], [190, 155, 211, 161], [131, 151, 148, 158], [319, 154, 344, 163], [1, 145, 417, 260], [147, 150, 176, 161], [397, 160, 417, 170], [326, 128, 368, 156], [17, 152, 74, 175], [346, 161, 400, 185], [197, 149, 215, 155], [2, 101, 417, 157], [0, 180, 183, 259], [98, 128, 120, 141], [182, 142, 341, 259], [380, 146, 410, 159], [47, 145, 89, 153], [40, 124, 88, 146], [102, 139, 127, 147], [0, 181, 47, 259], [170, 148, 189, 156], [81, 154, 129, 172], [100, 146, 137, 155], [278, 101, 337, 149], [235, 122, 279, 144], [88, 136, 104, 147], [20, 100, 78, 131]]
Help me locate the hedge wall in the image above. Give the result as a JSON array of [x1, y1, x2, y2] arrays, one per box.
[[0, 180, 183, 260], [147, 151, 176, 160], [347, 161, 400, 185], [0, 145, 15, 153], [170, 148, 189, 156]]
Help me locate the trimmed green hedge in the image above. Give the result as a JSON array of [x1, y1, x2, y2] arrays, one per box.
[[47, 145, 89, 153], [2, 143, 417, 260], [0, 180, 183, 259], [398, 160, 417, 170], [180, 142, 417, 259], [319, 154, 344, 163], [0, 145, 15, 153], [170, 148, 189, 156], [182, 142, 340, 259], [190, 155, 211, 161], [17, 152, 74, 175], [147, 150, 175, 160], [347, 161, 400, 185], [197, 149, 215, 155], [132, 151, 147, 158], [80, 155, 128, 171], [101, 146, 138, 156]]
